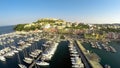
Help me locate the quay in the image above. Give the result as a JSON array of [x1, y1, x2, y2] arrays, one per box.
[[75, 40, 103, 68], [72, 40, 92, 68]]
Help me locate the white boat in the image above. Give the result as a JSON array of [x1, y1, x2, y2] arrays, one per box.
[[23, 57, 33, 64], [70, 50, 78, 54], [72, 64, 80, 68], [29, 54, 37, 58], [0, 56, 6, 61], [18, 64, 27, 68], [13, 50, 19, 53], [36, 61, 49, 66], [17, 53, 27, 68], [18, 40, 25, 45], [109, 46, 117, 53], [70, 54, 79, 57], [11, 46, 16, 49], [17, 48, 23, 51], [41, 42, 58, 61]]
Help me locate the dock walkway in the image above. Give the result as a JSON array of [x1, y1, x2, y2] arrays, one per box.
[[73, 40, 92, 68], [29, 54, 42, 68], [75, 40, 103, 68]]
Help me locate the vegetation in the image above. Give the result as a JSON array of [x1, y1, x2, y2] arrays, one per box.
[[60, 35, 65, 39], [65, 23, 89, 29], [14, 24, 26, 31], [100, 27, 120, 33], [14, 18, 89, 32], [14, 24, 41, 31]]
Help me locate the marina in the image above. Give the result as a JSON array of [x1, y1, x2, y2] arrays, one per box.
[[0, 26, 72, 68], [82, 40, 120, 68], [68, 40, 85, 68], [1, 0, 120, 68], [87, 40, 117, 53], [0, 25, 120, 68]]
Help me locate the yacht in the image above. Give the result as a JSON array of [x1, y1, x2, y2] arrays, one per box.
[[109, 46, 117, 53], [36, 61, 49, 66], [41, 42, 58, 61], [13, 50, 19, 53], [96, 42, 102, 49], [0, 56, 6, 61], [70, 53, 79, 57], [72, 64, 79, 68], [18, 64, 27, 68], [18, 40, 25, 45], [23, 57, 33, 64], [4, 51, 15, 58]]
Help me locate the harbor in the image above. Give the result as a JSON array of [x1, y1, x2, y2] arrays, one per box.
[[0, 28, 100, 68], [82, 40, 120, 68], [0, 25, 120, 68], [0, 29, 72, 68]]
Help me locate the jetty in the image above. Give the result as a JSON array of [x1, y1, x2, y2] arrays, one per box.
[[29, 54, 42, 68], [75, 40, 103, 68]]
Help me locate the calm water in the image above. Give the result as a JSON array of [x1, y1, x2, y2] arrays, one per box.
[[0, 25, 71, 68], [0, 25, 14, 35], [50, 41, 71, 68], [82, 41, 120, 68]]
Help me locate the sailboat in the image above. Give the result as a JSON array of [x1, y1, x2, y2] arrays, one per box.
[[17, 53, 27, 68], [18, 64, 27, 68], [23, 45, 33, 64], [23, 57, 33, 64]]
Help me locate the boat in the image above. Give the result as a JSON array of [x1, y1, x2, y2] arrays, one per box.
[[101, 44, 110, 51], [36, 61, 49, 66], [0, 56, 6, 61], [4, 50, 15, 58], [96, 42, 102, 49], [70, 50, 78, 54], [29, 49, 42, 58], [23, 57, 33, 64], [90, 42, 96, 48], [105, 64, 111, 68], [41, 42, 58, 61], [72, 64, 80, 68], [17, 48, 23, 51], [13, 50, 19, 53], [109, 46, 117, 53], [18, 64, 27, 68], [17, 53, 27, 68], [70, 53, 79, 57], [17, 40, 25, 45]]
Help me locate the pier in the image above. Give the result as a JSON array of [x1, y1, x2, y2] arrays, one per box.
[[75, 40, 103, 68], [73, 40, 92, 68], [29, 54, 42, 68]]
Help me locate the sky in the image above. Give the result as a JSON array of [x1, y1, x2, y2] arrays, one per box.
[[0, 0, 120, 26]]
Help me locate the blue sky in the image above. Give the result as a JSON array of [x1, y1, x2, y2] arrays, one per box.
[[0, 0, 120, 26]]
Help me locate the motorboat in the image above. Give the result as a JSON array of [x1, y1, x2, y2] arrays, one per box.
[[0, 56, 6, 61], [36, 61, 49, 66], [23, 57, 33, 64], [18, 64, 27, 68]]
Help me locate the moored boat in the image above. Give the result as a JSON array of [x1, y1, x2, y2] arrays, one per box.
[[36, 61, 49, 66]]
